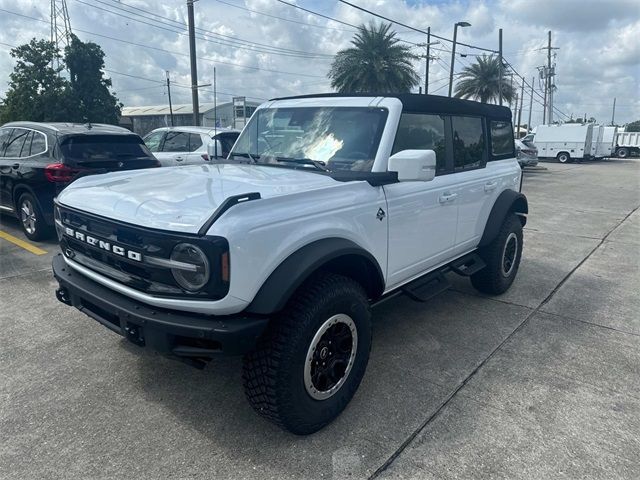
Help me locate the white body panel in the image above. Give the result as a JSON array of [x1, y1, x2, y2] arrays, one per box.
[[532, 124, 594, 159], [616, 131, 640, 148], [593, 125, 617, 158]]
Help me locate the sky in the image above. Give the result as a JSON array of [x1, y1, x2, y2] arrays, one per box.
[[0, 0, 638, 128]]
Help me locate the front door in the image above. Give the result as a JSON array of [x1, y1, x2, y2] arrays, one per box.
[[382, 112, 458, 289]]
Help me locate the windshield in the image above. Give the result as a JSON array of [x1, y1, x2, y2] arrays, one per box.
[[230, 107, 388, 172]]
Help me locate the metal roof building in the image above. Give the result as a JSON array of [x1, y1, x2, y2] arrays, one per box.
[[120, 98, 261, 136]]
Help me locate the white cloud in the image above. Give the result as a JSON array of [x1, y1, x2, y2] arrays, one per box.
[[0, 0, 638, 126]]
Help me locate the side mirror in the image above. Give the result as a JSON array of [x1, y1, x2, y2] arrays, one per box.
[[206, 139, 224, 159], [388, 149, 436, 182]]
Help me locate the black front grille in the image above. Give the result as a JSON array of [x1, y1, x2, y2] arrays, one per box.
[[57, 205, 229, 299]]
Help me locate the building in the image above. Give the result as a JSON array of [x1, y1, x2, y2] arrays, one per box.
[[120, 98, 261, 136]]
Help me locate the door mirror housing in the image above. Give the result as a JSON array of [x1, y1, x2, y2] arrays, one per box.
[[388, 149, 437, 182], [206, 140, 224, 159]]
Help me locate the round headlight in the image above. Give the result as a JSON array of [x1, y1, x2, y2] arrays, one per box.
[[170, 243, 210, 292]]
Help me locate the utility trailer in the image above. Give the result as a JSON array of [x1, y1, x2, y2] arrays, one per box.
[[530, 124, 595, 163], [614, 131, 640, 158]]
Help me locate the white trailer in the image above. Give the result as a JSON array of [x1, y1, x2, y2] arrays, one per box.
[[614, 131, 640, 158], [530, 124, 595, 163], [592, 125, 618, 159]]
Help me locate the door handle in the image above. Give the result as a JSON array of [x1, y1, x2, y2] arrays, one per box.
[[484, 181, 498, 192], [438, 192, 458, 204], [175, 156, 184, 162]]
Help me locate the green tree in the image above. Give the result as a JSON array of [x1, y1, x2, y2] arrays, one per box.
[[64, 34, 121, 124], [328, 23, 419, 94], [454, 54, 515, 104], [625, 120, 640, 132], [0, 39, 75, 123]]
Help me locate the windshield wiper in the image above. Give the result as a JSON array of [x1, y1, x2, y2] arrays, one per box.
[[275, 157, 329, 172], [231, 152, 259, 163]]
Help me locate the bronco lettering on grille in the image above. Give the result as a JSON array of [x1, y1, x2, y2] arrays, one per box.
[[64, 226, 143, 262]]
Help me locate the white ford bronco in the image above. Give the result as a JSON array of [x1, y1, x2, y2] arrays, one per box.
[[53, 94, 527, 434]]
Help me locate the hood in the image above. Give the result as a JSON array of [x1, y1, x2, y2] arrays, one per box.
[[57, 163, 339, 233]]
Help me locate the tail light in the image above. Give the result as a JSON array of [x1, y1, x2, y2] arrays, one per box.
[[45, 163, 83, 182]]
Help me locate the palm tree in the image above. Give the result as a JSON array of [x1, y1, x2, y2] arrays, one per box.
[[454, 54, 515, 104], [328, 23, 419, 93]]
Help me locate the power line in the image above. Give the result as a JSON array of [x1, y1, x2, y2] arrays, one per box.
[[214, 0, 356, 33], [76, 0, 332, 59], [336, 0, 498, 53], [0, 8, 325, 79]]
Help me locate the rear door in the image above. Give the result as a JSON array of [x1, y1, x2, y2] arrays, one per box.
[[160, 131, 190, 166], [182, 133, 205, 165]]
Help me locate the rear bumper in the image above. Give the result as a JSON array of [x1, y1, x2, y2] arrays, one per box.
[[52, 253, 268, 360]]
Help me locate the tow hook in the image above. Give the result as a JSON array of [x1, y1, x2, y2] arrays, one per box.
[[55, 288, 71, 305]]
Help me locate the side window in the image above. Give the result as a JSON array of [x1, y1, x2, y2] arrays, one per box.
[[217, 133, 238, 156], [30, 131, 47, 156], [0, 128, 13, 157], [189, 133, 203, 152], [4, 128, 30, 158], [162, 132, 189, 152], [490, 120, 515, 157], [19, 131, 34, 157], [143, 131, 164, 152], [391, 113, 447, 172], [452, 116, 485, 171]]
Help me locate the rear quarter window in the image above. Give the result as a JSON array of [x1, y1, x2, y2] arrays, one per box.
[[490, 120, 515, 157]]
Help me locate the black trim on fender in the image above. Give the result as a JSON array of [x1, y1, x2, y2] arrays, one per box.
[[246, 238, 384, 315], [479, 190, 528, 247], [198, 192, 261, 235]]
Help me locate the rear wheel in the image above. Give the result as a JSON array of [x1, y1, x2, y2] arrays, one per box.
[[471, 214, 523, 295], [17, 192, 50, 241], [617, 147, 629, 158], [243, 272, 371, 435], [556, 152, 571, 163]]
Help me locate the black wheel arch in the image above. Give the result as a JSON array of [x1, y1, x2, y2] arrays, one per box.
[[479, 189, 528, 248], [246, 238, 385, 315]]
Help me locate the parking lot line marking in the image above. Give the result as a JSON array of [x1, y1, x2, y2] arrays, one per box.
[[0, 231, 47, 255]]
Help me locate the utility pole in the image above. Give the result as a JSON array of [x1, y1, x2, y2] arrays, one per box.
[[517, 76, 524, 135], [547, 30, 553, 124], [498, 28, 503, 106], [611, 97, 616, 125], [166, 71, 174, 127], [213, 67, 218, 157], [542, 68, 547, 125], [425, 27, 430, 94], [187, 0, 200, 126], [527, 76, 534, 133]]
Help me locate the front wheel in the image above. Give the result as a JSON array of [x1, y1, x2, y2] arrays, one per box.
[[243, 272, 372, 435], [617, 147, 629, 158], [471, 214, 523, 295], [556, 152, 571, 163]]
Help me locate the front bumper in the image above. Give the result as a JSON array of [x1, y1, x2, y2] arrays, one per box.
[[53, 254, 268, 361]]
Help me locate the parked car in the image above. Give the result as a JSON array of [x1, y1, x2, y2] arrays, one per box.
[[53, 94, 527, 434], [142, 126, 240, 167], [515, 138, 538, 167], [0, 122, 159, 240]]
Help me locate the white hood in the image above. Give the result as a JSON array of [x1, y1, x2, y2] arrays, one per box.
[[57, 163, 339, 233]]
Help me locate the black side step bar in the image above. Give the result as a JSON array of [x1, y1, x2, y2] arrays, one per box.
[[449, 252, 486, 276], [402, 271, 451, 303]]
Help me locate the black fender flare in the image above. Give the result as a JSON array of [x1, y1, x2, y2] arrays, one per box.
[[479, 190, 528, 247], [246, 238, 384, 315]]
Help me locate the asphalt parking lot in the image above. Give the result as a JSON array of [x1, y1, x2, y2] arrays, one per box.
[[1, 159, 638, 480]]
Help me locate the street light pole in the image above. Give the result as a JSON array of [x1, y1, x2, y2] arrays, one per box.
[[187, 0, 200, 126], [448, 21, 470, 97]]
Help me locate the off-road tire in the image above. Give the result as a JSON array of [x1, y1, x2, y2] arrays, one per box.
[[242, 272, 372, 435], [17, 192, 50, 241], [556, 152, 571, 163], [471, 214, 523, 295]]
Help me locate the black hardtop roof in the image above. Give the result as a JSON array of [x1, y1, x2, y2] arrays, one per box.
[[3, 121, 137, 136], [269, 93, 512, 119]]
